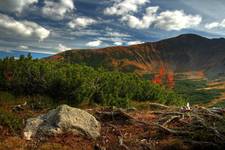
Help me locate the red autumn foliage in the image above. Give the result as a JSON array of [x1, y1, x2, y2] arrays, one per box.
[[159, 66, 165, 77], [152, 66, 165, 85], [152, 75, 162, 84], [167, 72, 175, 89], [152, 66, 175, 89]]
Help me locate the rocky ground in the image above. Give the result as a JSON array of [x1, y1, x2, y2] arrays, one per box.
[[1, 103, 225, 150]]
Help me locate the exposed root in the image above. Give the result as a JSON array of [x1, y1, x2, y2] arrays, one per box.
[[95, 104, 225, 148]]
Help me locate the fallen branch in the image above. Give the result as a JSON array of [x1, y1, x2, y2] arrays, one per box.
[[195, 106, 223, 120], [95, 109, 134, 122], [95, 104, 225, 145], [162, 116, 180, 126], [148, 103, 169, 109], [151, 122, 194, 135], [150, 111, 184, 116]]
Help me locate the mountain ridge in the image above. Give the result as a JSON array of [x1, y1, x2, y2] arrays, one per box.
[[49, 34, 225, 78]]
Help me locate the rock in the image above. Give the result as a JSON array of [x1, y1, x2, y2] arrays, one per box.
[[24, 105, 101, 140], [23, 116, 44, 140]]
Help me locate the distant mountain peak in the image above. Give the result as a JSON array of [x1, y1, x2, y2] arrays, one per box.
[[174, 34, 210, 41], [177, 33, 206, 38]]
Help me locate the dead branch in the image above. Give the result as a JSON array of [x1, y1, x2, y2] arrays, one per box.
[[162, 116, 180, 126], [95, 104, 225, 145], [95, 109, 134, 122], [196, 112, 223, 120], [209, 108, 225, 115], [151, 122, 194, 135], [208, 127, 225, 140], [148, 103, 169, 109], [195, 106, 223, 119], [150, 111, 184, 116]]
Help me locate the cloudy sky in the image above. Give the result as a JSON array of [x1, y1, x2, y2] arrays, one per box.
[[0, 0, 225, 57]]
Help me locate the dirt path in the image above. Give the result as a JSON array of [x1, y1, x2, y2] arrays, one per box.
[[204, 81, 225, 107]]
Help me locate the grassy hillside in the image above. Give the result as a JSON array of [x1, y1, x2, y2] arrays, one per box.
[[174, 79, 224, 105], [49, 34, 225, 78]]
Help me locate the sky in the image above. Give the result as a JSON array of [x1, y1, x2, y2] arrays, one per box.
[[0, 0, 225, 58]]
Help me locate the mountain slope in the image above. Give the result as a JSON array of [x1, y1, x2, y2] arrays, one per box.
[[49, 34, 225, 78]]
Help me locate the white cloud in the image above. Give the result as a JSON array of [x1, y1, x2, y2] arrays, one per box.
[[68, 17, 97, 29], [104, 27, 131, 38], [121, 6, 158, 29], [121, 6, 202, 31], [70, 29, 100, 36], [19, 45, 29, 49], [86, 40, 102, 47], [205, 19, 225, 29], [0, 0, 38, 13], [20, 49, 56, 55], [104, 0, 149, 16], [97, 37, 126, 44], [127, 41, 143, 45], [114, 42, 123, 46], [57, 43, 71, 52], [155, 10, 202, 31], [0, 13, 50, 41], [205, 22, 220, 29], [42, 0, 74, 20], [106, 31, 130, 37]]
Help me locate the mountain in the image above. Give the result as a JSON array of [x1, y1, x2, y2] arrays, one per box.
[[49, 34, 225, 78]]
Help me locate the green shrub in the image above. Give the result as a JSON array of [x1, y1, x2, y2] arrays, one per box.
[[0, 56, 185, 108], [0, 109, 22, 133]]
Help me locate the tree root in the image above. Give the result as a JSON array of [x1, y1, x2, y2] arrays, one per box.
[[95, 105, 225, 146]]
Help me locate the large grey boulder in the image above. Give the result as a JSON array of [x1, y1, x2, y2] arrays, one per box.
[[23, 105, 101, 140]]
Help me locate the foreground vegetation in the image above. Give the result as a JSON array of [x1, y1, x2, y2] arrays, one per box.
[[0, 55, 185, 108]]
